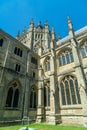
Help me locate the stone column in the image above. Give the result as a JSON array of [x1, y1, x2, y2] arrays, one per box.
[[71, 39, 87, 126], [37, 66, 44, 122], [68, 17, 87, 125], [49, 41, 60, 125], [22, 51, 31, 124]]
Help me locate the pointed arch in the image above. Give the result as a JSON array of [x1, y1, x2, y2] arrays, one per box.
[[5, 80, 21, 109], [57, 47, 74, 66], [59, 75, 81, 105], [79, 38, 87, 58]]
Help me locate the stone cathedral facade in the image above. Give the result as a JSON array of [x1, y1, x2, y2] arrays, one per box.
[[0, 18, 87, 125]]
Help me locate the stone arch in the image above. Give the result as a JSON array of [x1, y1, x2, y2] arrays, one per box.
[[56, 47, 74, 66], [59, 74, 77, 83], [57, 47, 72, 57], [4, 80, 22, 108], [59, 74, 81, 105]]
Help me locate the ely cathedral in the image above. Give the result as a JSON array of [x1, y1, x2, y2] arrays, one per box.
[[0, 17, 87, 126]]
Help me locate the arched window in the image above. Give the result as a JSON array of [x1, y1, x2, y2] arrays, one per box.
[[59, 50, 74, 66], [80, 40, 87, 58], [45, 57, 50, 71], [60, 75, 81, 105], [5, 82, 19, 108], [44, 83, 50, 107], [30, 86, 37, 109]]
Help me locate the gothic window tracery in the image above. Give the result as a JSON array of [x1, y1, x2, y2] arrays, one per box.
[[5, 82, 19, 108], [60, 75, 81, 105], [80, 40, 87, 58], [59, 50, 74, 66]]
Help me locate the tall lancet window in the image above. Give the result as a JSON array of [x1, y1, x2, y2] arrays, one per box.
[[80, 40, 87, 58], [5, 82, 19, 108], [60, 75, 81, 105]]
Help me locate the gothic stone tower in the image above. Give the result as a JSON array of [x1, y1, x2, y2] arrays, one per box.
[[0, 18, 87, 126]]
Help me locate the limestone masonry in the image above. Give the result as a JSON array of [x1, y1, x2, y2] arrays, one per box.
[[0, 17, 87, 125]]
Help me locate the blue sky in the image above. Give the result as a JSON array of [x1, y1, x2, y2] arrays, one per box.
[[0, 0, 87, 38]]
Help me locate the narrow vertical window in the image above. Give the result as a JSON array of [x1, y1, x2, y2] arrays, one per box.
[[66, 53, 70, 64], [65, 81, 71, 105], [13, 89, 19, 107], [81, 48, 86, 58], [6, 87, 13, 107], [60, 83, 66, 105], [15, 64, 20, 72], [70, 52, 74, 62], [59, 56, 62, 66], [0, 39, 3, 47], [70, 79, 76, 104], [5, 82, 19, 108]]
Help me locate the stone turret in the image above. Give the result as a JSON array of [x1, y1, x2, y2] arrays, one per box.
[[16, 30, 20, 40], [51, 27, 56, 41], [27, 19, 34, 50], [67, 16, 75, 39], [44, 21, 50, 49]]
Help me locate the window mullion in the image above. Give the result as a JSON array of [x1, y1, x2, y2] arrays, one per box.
[[68, 80, 73, 104], [73, 79, 78, 104], [63, 82, 67, 105], [11, 88, 15, 107]]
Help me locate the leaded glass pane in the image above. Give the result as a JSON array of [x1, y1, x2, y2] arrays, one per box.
[[47, 61, 50, 71], [81, 48, 86, 58], [48, 87, 50, 106], [85, 46, 87, 53], [66, 53, 70, 64], [62, 55, 66, 65], [59, 56, 62, 66], [65, 81, 71, 105], [60, 83, 66, 105], [70, 79, 76, 104], [70, 52, 74, 62], [6, 87, 13, 107]]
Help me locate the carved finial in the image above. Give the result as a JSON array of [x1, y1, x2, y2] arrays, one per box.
[[67, 16, 75, 38], [67, 16, 73, 31], [52, 26, 55, 33], [58, 33, 61, 41], [51, 26, 56, 40], [30, 18, 34, 25], [38, 21, 41, 26], [23, 26, 27, 34], [17, 30, 20, 37], [45, 20, 48, 26], [16, 30, 20, 39]]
